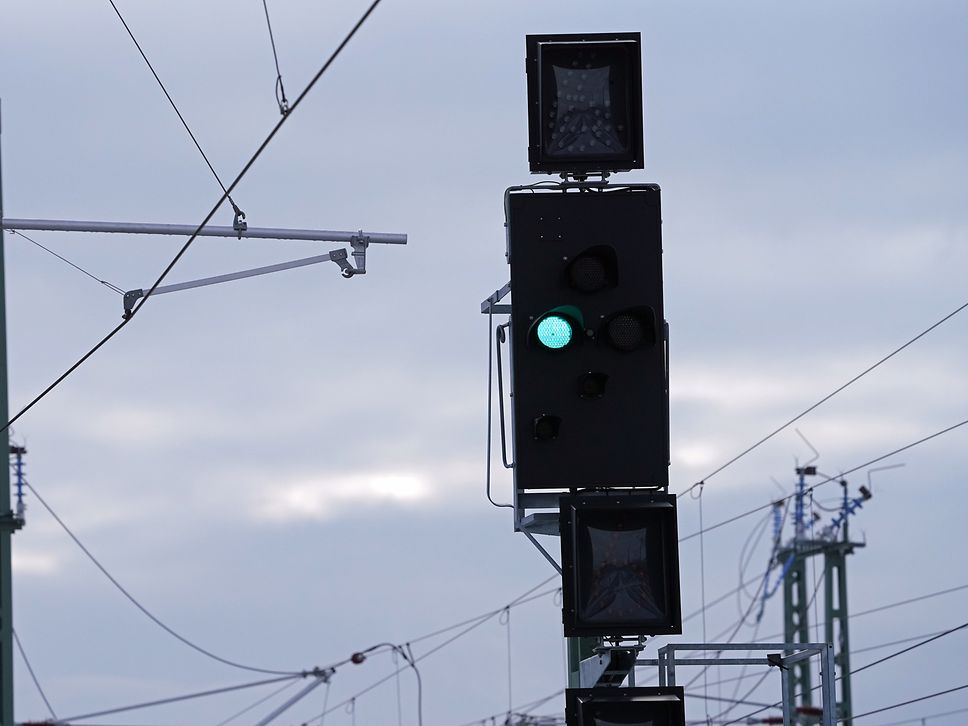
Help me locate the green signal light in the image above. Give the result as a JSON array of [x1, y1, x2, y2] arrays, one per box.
[[536, 315, 573, 349]]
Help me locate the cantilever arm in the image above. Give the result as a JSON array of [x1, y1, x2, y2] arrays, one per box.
[[123, 248, 352, 317]]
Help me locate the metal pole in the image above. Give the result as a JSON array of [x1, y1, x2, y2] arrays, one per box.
[[821, 643, 836, 726], [0, 218, 407, 245], [781, 665, 793, 726], [0, 96, 16, 726], [783, 552, 813, 718], [826, 544, 854, 724]]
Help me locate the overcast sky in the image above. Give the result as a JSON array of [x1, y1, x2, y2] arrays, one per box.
[[2, 0, 968, 724]]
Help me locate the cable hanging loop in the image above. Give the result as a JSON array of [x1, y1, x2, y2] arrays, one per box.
[[276, 75, 290, 116], [262, 0, 290, 115]]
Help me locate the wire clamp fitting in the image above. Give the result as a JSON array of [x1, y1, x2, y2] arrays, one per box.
[[0, 513, 25, 533], [344, 232, 369, 278], [767, 653, 788, 671], [329, 248, 355, 277], [232, 205, 247, 239], [122, 289, 145, 319]]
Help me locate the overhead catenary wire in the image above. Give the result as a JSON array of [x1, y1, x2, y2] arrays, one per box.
[[518, 618, 968, 724], [594, 563, 966, 699], [455, 688, 564, 726], [105, 0, 243, 216], [849, 621, 968, 678], [720, 620, 968, 725], [848, 682, 968, 721], [713, 585, 968, 702], [261, 0, 290, 115], [359, 642, 424, 726], [851, 582, 968, 620], [545, 582, 968, 715], [631, 572, 771, 685], [9, 229, 124, 294], [54, 673, 303, 724], [212, 678, 300, 726], [679, 415, 968, 544], [748, 580, 968, 646], [636, 576, 770, 683], [306, 576, 560, 724], [317, 676, 332, 725], [680, 295, 968, 497], [684, 574, 765, 625], [24, 480, 301, 677], [407, 577, 558, 646], [1, 0, 386, 436], [12, 628, 56, 720], [655, 554, 821, 694], [736, 509, 774, 610], [694, 625, 959, 692], [723, 579, 770, 714], [878, 704, 968, 726], [681, 558, 774, 691], [399, 644, 424, 726], [502, 607, 513, 718], [689, 671, 770, 712]]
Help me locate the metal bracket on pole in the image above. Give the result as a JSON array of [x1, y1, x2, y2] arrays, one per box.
[[521, 528, 562, 574], [578, 645, 642, 688], [480, 281, 512, 315], [232, 207, 247, 239], [122, 248, 353, 317], [346, 232, 368, 277]]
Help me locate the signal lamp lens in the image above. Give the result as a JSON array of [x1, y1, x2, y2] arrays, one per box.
[[533, 414, 562, 441], [536, 314, 574, 349], [605, 308, 656, 352], [607, 313, 644, 350], [542, 47, 635, 162], [569, 255, 607, 292], [578, 372, 608, 399], [580, 522, 664, 624], [566, 245, 618, 293]]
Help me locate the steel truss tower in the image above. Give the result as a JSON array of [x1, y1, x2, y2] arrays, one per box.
[[780, 468, 863, 725]]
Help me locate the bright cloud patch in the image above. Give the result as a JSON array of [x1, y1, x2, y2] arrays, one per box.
[[672, 442, 721, 470], [12, 551, 59, 575], [256, 471, 431, 522]]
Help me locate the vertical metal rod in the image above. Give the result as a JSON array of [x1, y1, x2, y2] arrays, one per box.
[[566, 638, 580, 687], [833, 548, 853, 723], [794, 470, 803, 539], [781, 666, 792, 726], [0, 96, 16, 726], [821, 643, 836, 726]]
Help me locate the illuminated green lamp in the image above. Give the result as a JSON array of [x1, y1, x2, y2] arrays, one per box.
[[532, 305, 583, 351], [537, 315, 572, 349]]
